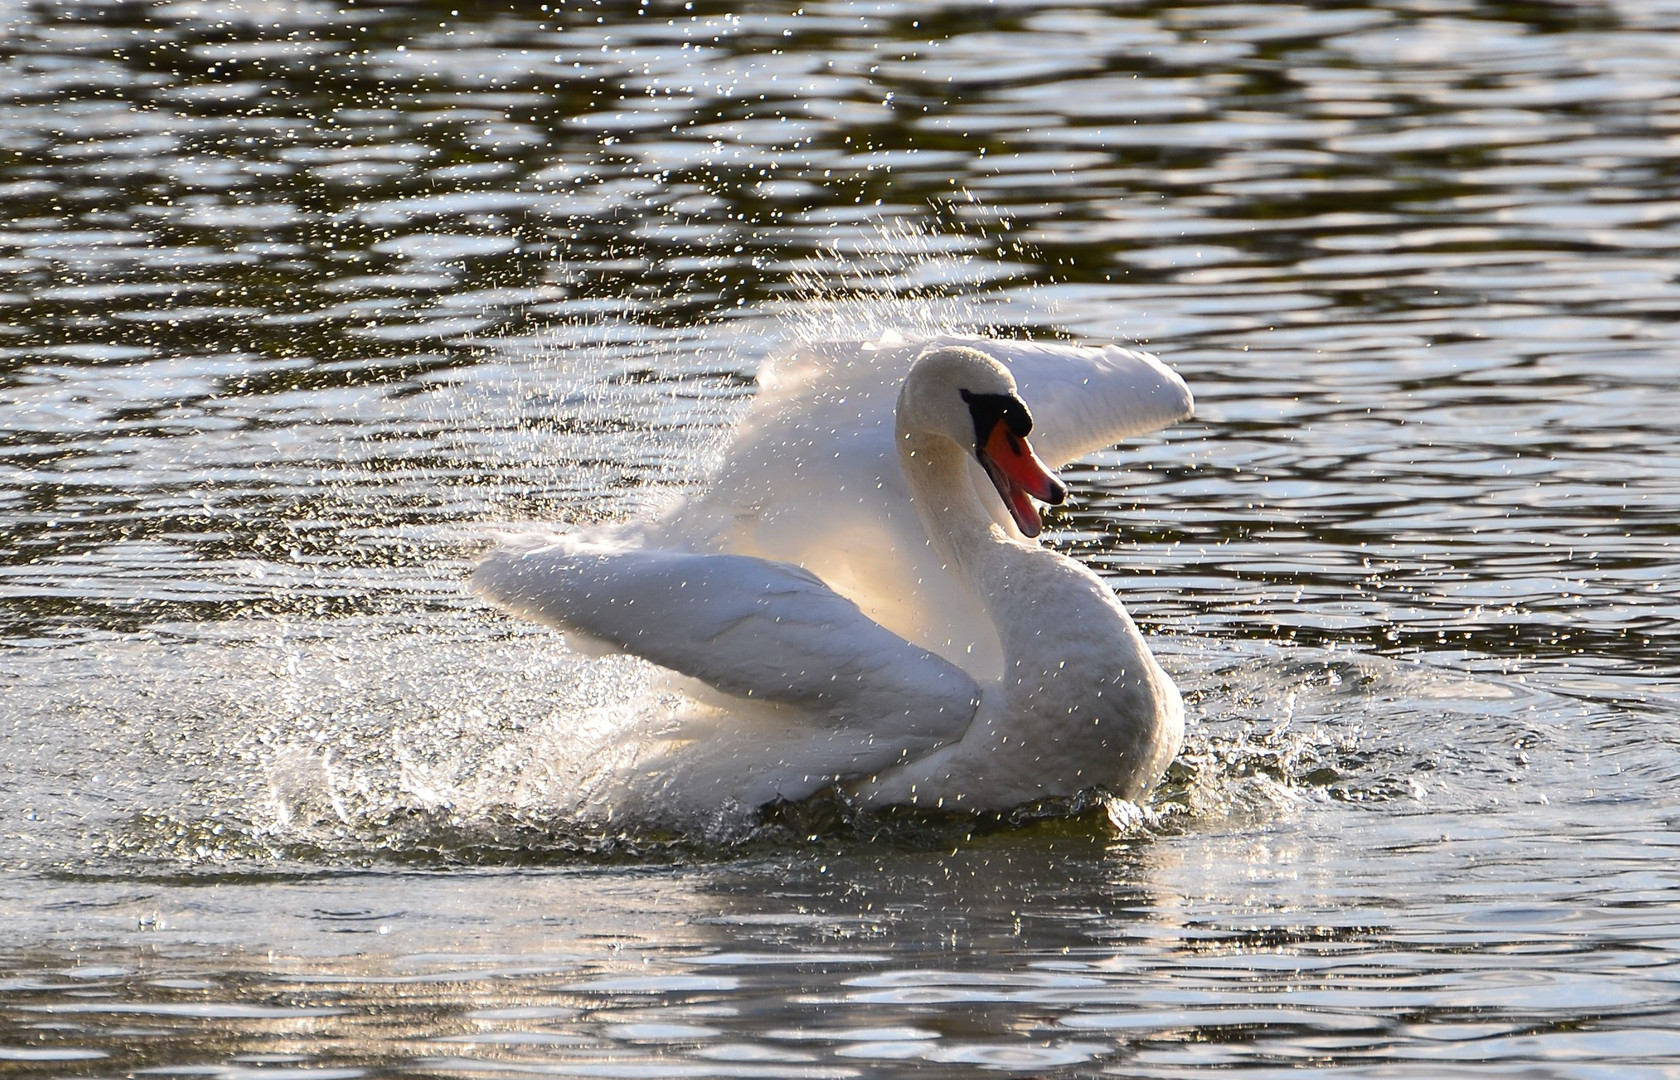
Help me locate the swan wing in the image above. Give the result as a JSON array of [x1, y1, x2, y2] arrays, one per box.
[[472, 537, 980, 757], [966, 337, 1194, 468], [712, 332, 1192, 476], [657, 334, 1191, 556], [644, 335, 1191, 673]]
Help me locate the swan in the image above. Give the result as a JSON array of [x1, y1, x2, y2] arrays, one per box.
[[473, 335, 1193, 815]]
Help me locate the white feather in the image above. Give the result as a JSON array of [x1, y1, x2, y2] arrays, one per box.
[[473, 337, 1191, 817]]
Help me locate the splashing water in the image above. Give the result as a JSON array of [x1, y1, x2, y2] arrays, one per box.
[[5, 4, 1680, 1071], [1, 218, 1560, 870]]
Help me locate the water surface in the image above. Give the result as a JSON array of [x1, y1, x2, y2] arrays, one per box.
[[3, 1, 1680, 1076]]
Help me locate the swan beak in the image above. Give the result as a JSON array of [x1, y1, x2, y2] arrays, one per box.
[[980, 420, 1067, 538]]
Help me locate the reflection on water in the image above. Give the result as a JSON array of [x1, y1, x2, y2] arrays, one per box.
[[4, 0, 1680, 1076], [6, 782, 1679, 1077]]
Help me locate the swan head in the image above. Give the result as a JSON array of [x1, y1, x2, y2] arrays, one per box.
[[899, 346, 1069, 538]]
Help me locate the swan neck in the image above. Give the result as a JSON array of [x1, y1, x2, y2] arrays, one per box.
[[897, 427, 1009, 578]]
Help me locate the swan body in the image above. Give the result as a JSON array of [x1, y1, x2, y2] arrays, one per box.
[[473, 335, 1192, 815]]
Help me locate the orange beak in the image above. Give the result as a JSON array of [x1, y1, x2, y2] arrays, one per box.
[[979, 420, 1067, 538]]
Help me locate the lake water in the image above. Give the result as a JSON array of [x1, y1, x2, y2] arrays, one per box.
[[4, 1, 1680, 1076]]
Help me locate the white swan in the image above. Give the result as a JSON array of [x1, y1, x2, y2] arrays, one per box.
[[473, 335, 1192, 815]]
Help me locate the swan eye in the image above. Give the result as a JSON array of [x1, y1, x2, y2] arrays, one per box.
[[959, 389, 1034, 451]]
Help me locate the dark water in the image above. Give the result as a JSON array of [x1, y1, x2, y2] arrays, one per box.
[[4, 1, 1680, 1076]]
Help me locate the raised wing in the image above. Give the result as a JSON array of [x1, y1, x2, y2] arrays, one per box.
[[471, 537, 979, 767], [646, 334, 1192, 677], [660, 334, 1191, 558], [971, 337, 1194, 468]]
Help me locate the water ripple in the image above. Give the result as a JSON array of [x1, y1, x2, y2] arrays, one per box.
[[5, 1, 1680, 1075]]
